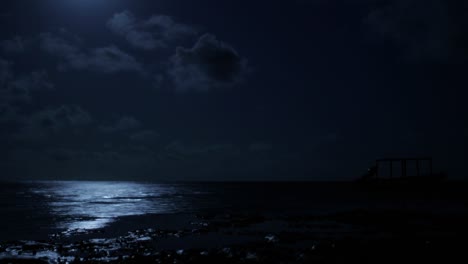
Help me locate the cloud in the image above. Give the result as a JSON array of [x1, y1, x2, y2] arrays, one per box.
[[99, 115, 141, 133], [40, 32, 80, 58], [1, 100, 163, 179], [130, 130, 159, 143], [40, 32, 143, 73], [0, 82, 32, 105], [7, 146, 159, 180], [1, 36, 26, 53], [0, 59, 31, 105], [16, 105, 93, 141], [161, 141, 236, 161], [0, 58, 12, 88], [0, 64, 54, 106], [364, 0, 464, 62], [10, 70, 54, 92], [168, 34, 250, 92], [43, 148, 127, 163], [86, 46, 144, 73], [107, 11, 197, 50]]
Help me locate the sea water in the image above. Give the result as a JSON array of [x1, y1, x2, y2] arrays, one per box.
[[0, 181, 466, 242]]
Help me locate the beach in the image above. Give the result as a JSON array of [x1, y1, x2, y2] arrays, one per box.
[[0, 181, 467, 263]]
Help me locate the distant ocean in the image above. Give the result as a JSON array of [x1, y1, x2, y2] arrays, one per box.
[[1, 181, 466, 242]]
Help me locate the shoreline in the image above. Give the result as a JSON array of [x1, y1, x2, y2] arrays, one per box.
[[1, 208, 467, 263]]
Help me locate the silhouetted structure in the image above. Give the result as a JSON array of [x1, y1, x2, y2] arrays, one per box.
[[359, 157, 446, 184]]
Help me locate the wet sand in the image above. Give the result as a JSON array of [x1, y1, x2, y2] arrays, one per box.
[[1, 208, 467, 263], [1, 181, 467, 263]]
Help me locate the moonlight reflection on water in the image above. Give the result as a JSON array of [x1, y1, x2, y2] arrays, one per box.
[[32, 181, 186, 232]]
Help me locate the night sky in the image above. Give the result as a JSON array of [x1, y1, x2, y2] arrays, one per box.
[[1, 0, 467, 181]]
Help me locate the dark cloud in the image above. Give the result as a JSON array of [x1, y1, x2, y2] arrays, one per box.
[[168, 34, 250, 92], [40, 32, 143, 74], [47, 149, 125, 163], [364, 0, 466, 62], [40, 32, 80, 58], [99, 116, 141, 133], [0, 58, 12, 89], [107, 11, 197, 50], [1, 36, 26, 54], [0, 58, 56, 139], [0, 82, 32, 105], [16, 105, 93, 142], [162, 141, 236, 160], [7, 146, 159, 180], [86, 46, 144, 74], [0, 64, 11, 84], [130, 130, 159, 143], [10, 70, 54, 92], [4, 106, 160, 179], [0, 61, 54, 106]]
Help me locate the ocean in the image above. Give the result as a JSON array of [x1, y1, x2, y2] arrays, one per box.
[[1, 181, 466, 242], [0, 181, 467, 263]]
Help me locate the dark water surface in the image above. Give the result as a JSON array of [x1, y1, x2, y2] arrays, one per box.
[[0, 181, 467, 242]]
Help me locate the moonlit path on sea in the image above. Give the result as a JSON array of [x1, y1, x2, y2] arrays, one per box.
[[30, 181, 192, 233]]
